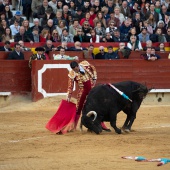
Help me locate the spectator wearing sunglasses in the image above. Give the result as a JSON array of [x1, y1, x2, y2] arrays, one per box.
[[95, 46, 107, 59], [73, 28, 87, 42]]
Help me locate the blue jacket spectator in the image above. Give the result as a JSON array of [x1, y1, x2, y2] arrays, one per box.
[[105, 46, 119, 59]]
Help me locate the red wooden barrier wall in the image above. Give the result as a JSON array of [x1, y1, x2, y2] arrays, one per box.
[[0, 59, 170, 101], [0, 61, 31, 93]]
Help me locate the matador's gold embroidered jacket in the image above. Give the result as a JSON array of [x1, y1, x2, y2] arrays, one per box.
[[67, 60, 97, 95]]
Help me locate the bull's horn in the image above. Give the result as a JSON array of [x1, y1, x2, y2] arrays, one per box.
[[86, 111, 97, 121]]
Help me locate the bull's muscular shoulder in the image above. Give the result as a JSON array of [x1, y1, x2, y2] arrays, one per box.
[[68, 70, 77, 79], [79, 60, 90, 67]]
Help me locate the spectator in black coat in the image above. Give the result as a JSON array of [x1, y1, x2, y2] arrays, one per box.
[[95, 46, 107, 59], [9, 11, 24, 26], [14, 26, 34, 43], [0, 41, 12, 51], [165, 27, 170, 42], [7, 43, 24, 60]]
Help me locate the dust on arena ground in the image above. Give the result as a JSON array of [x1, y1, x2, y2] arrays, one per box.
[[0, 95, 170, 170]]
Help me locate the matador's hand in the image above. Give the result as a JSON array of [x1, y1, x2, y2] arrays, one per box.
[[66, 94, 71, 102]]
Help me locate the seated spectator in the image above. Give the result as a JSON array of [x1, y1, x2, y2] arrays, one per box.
[[159, 43, 165, 52], [106, 11, 120, 28], [86, 44, 95, 59], [143, 20, 153, 35], [115, 42, 131, 59], [53, 47, 78, 60], [73, 7, 84, 22], [10, 20, 20, 38], [0, 0, 9, 11], [30, 18, 43, 34], [14, 26, 34, 43], [127, 35, 143, 51], [29, 47, 46, 68], [56, 20, 67, 37], [82, 21, 92, 37], [80, 12, 94, 28], [18, 40, 31, 51], [126, 27, 138, 41], [106, 21, 117, 36], [114, 6, 125, 26], [146, 13, 157, 32], [48, 0, 58, 13], [101, 32, 114, 42], [120, 0, 131, 18], [70, 41, 87, 51], [132, 12, 143, 35], [94, 21, 106, 41], [31, 0, 43, 18], [1, 27, 13, 42], [73, 28, 87, 42], [32, 27, 40, 42], [82, 1, 91, 14], [151, 47, 161, 59], [0, 40, 12, 51], [89, 8, 96, 21], [119, 19, 131, 37], [43, 19, 56, 35], [41, 8, 56, 26], [3, 5, 13, 21], [43, 40, 58, 54], [60, 28, 74, 42], [112, 29, 128, 42], [101, 6, 110, 21], [143, 40, 160, 51], [141, 47, 158, 61], [69, 18, 82, 36], [10, 11, 24, 26], [39, 28, 51, 42], [92, 0, 101, 15], [105, 46, 119, 59], [56, 41, 70, 51], [53, 10, 65, 26], [37, 0, 53, 20], [155, 27, 167, 43], [165, 27, 170, 42], [138, 27, 150, 43], [22, 20, 32, 35], [89, 29, 100, 43], [0, 19, 9, 36], [155, 20, 167, 35], [95, 46, 107, 59], [93, 11, 107, 28], [7, 43, 24, 60], [50, 29, 61, 42]]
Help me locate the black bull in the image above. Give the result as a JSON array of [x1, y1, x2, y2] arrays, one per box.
[[81, 81, 149, 134]]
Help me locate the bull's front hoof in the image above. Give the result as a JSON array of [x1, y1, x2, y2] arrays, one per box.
[[124, 129, 130, 133], [116, 129, 121, 134]]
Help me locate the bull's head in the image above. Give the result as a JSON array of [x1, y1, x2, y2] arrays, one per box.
[[81, 111, 102, 134], [133, 84, 150, 100]]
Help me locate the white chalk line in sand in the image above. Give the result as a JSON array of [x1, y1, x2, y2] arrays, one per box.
[[8, 136, 48, 143], [142, 124, 170, 129]]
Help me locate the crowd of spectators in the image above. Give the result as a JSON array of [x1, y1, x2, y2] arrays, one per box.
[[0, 0, 170, 60]]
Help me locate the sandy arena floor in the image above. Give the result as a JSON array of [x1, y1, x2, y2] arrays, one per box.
[[0, 95, 170, 170]]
